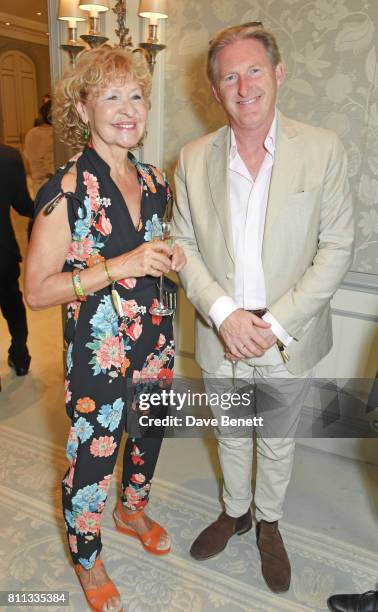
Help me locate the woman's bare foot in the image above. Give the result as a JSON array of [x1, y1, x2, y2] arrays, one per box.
[[115, 504, 171, 552], [76, 560, 121, 612]]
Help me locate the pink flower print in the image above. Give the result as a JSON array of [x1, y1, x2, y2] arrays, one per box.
[[150, 299, 162, 325], [75, 511, 101, 534], [126, 318, 143, 342], [146, 357, 162, 377], [123, 482, 150, 509], [83, 171, 99, 200], [67, 301, 81, 321], [69, 534, 78, 553], [68, 425, 78, 443], [94, 209, 112, 236], [65, 458, 76, 489], [136, 365, 155, 382], [155, 334, 166, 349], [96, 336, 124, 370], [141, 483, 150, 496], [98, 474, 112, 493], [124, 485, 141, 506], [130, 473, 146, 485], [121, 299, 138, 318], [131, 444, 145, 466], [67, 236, 94, 262], [90, 436, 117, 458], [117, 277, 137, 290], [65, 379, 72, 404]]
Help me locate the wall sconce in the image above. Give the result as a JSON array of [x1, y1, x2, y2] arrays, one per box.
[[78, 0, 110, 47], [58, 0, 168, 73], [58, 0, 86, 66], [138, 0, 168, 73]]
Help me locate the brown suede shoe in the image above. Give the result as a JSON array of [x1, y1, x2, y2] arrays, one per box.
[[256, 520, 291, 593], [190, 510, 252, 560]]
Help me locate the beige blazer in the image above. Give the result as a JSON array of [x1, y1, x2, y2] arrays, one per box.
[[172, 112, 355, 375]]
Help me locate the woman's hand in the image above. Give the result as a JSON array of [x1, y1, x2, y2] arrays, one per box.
[[170, 244, 186, 272], [112, 241, 172, 279]]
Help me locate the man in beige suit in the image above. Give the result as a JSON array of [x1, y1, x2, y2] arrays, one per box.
[[173, 24, 354, 593]]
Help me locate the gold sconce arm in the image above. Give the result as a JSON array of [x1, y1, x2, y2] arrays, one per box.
[[58, 0, 168, 73]]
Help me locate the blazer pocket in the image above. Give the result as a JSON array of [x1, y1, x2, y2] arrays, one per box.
[[278, 185, 322, 245], [286, 185, 322, 206]]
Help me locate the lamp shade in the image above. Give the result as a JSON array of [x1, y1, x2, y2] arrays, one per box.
[[138, 0, 168, 19], [78, 0, 109, 12], [58, 0, 86, 20]]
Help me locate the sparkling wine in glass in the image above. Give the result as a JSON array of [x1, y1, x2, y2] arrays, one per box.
[[149, 218, 175, 317]]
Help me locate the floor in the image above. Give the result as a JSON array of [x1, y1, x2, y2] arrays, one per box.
[[0, 210, 377, 611]]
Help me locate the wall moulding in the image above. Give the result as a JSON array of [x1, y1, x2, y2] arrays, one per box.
[[341, 271, 378, 295], [0, 11, 49, 46]]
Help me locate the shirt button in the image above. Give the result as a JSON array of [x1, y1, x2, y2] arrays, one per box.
[[226, 272, 233, 279]]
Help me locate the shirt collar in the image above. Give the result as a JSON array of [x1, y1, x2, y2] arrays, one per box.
[[229, 110, 277, 160]]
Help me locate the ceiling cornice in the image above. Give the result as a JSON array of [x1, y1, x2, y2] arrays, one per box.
[[0, 11, 48, 46]]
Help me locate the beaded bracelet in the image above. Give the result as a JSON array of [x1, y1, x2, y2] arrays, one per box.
[[72, 268, 86, 302], [103, 259, 114, 284]]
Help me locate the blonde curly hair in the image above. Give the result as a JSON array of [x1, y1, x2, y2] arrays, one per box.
[[53, 46, 152, 151]]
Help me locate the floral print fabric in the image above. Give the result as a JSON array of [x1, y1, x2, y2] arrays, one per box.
[[34, 146, 174, 569]]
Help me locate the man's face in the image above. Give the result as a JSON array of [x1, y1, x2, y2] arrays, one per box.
[[212, 38, 285, 134]]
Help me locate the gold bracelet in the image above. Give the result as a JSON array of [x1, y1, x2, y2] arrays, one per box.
[[103, 259, 114, 284], [72, 268, 86, 302]]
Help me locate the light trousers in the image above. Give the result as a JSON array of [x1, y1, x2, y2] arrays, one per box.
[[202, 346, 312, 522]]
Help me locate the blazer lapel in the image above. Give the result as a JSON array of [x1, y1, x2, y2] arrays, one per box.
[[263, 112, 300, 241], [206, 126, 234, 261]]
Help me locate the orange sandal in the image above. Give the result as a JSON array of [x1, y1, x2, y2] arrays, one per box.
[[113, 500, 171, 556], [75, 557, 122, 612]]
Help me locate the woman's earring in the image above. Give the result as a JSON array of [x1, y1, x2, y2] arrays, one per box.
[[83, 123, 90, 143], [137, 129, 147, 149]]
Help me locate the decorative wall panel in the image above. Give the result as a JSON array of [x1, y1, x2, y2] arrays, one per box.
[[164, 0, 378, 274]]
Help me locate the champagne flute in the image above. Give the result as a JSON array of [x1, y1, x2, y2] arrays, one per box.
[[149, 218, 175, 316]]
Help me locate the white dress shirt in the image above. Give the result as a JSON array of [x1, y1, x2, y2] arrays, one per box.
[[209, 114, 292, 346]]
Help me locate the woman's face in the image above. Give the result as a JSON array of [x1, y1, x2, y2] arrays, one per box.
[[78, 78, 148, 151]]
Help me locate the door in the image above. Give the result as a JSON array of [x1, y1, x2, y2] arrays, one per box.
[[0, 51, 38, 151]]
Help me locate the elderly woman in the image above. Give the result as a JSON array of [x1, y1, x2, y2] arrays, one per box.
[[25, 47, 185, 612]]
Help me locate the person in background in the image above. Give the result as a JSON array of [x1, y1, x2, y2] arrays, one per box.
[[326, 372, 378, 611], [327, 590, 378, 611], [173, 23, 354, 594], [25, 47, 186, 612], [24, 100, 54, 196], [0, 144, 34, 377], [33, 93, 52, 126]]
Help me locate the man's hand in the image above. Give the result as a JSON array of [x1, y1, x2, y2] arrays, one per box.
[[170, 244, 187, 272], [219, 309, 276, 361]]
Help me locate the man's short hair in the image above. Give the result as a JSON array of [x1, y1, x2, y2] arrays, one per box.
[[207, 23, 282, 86]]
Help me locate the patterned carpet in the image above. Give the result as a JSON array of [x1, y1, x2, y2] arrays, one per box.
[[0, 424, 377, 612]]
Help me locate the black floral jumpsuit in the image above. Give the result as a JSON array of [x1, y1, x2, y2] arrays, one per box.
[[34, 145, 174, 569]]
